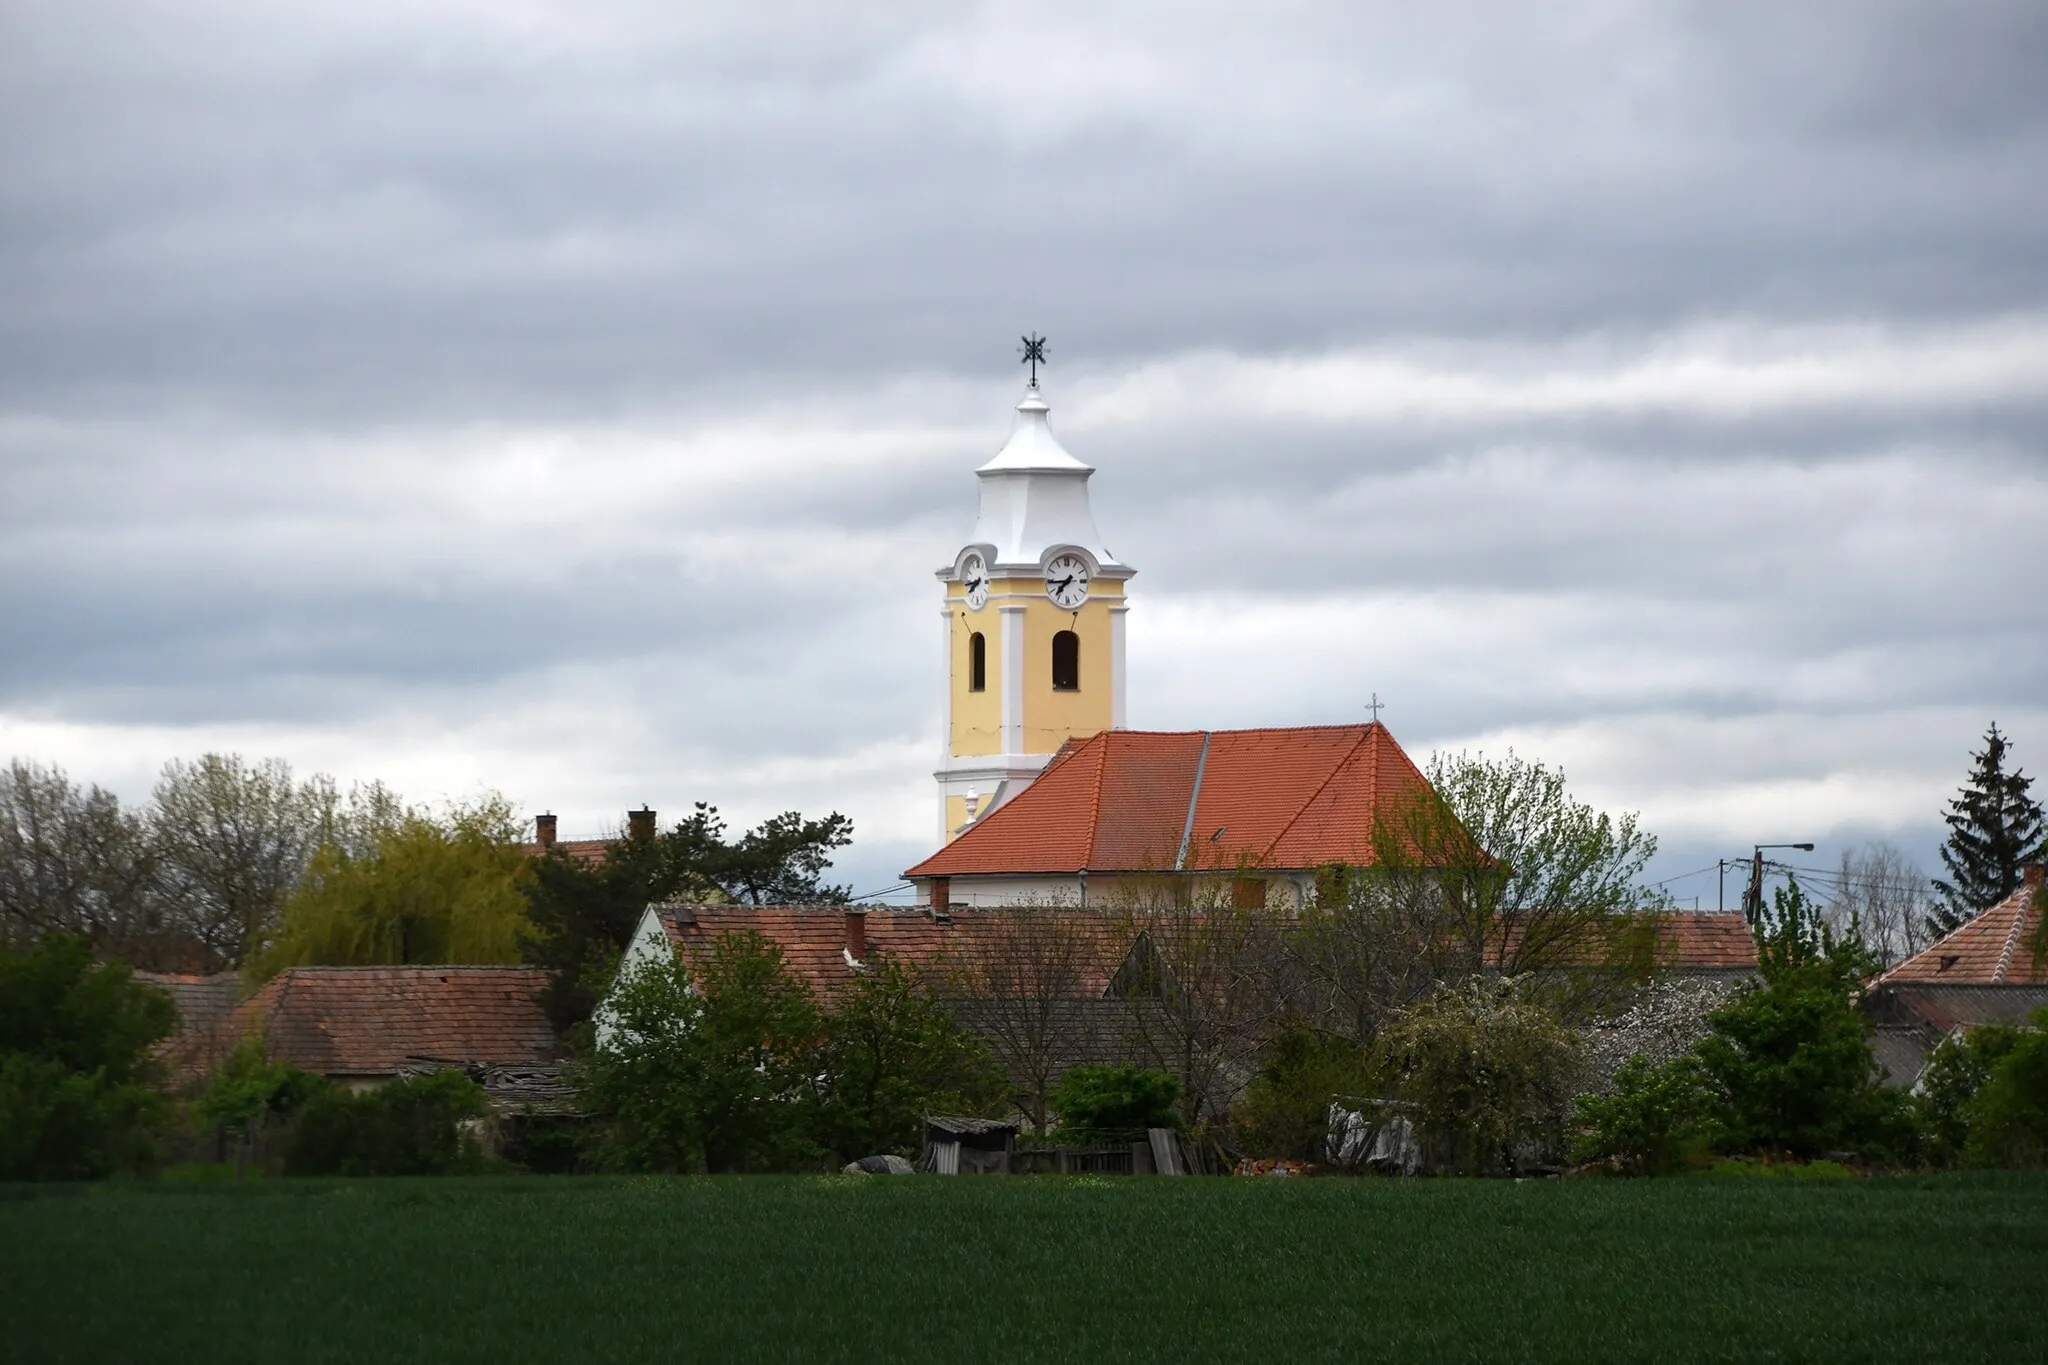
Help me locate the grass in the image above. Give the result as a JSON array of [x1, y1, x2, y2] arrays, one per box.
[[3, 1173, 2043, 1364]]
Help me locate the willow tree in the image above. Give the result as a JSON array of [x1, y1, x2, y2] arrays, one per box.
[[253, 794, 532, 979]]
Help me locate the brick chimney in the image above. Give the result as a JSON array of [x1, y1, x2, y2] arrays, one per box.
[[534, 814, 558, 848], [627, 808, 657, 844], [2025, 864, 2045, 894], [844, 910, 867, 963], [928, 877, 950, 911]]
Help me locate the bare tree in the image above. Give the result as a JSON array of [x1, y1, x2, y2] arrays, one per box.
[[0, 759, 167, 960], [150, 754, 327, 970], [1106, 876, 1288, 1131], [1826, 840, 1933, 966], [935, 905, 1117, 1133]]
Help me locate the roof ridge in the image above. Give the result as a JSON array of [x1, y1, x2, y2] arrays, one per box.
[[1081, 731, 1112, 871], [1174, 732, 1214, 871], [1992, 888, 2032, 984], [1095, 723, 1373, 739], [1260, 724, 1381, 863]]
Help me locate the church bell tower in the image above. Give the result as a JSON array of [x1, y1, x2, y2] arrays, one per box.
[[935, 340, 1133, 843]]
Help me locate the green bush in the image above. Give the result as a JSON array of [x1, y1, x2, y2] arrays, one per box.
[[1373, 977, 1582, 1174], [1916, 1023, 2024, 1166], [0, 934, 176, 1179], [197, 1038, 326, 1166], [1570, 1054, 1720, 1175], [579, 930, 825, 1173], [1694, 880, 1911, 1161], [1233, 1024, 1370, 1161], [283, 1071, 491, 1176], [816, 955, 1005, 1161], [1962, 1009, 2048, 1169], [1049, 1065, 1180, 1139]]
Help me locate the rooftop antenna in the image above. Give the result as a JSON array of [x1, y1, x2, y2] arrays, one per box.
[[1019, 332, 1048, 386]]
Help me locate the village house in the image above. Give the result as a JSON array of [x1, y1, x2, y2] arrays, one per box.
[[1864, 865, 2048, 1087], [145, 965, 571, 1114]]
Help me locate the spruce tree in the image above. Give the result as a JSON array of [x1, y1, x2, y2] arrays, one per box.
[[1929, 724, 2046, 937]]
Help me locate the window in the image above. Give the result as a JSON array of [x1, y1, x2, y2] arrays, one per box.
[[1231, 878, 1266, 910], [968, 632, 986, 692], [1051, 630, 1080, 691]]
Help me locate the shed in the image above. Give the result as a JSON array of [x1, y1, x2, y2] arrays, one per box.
[[921, 1116, 1020, 1175]]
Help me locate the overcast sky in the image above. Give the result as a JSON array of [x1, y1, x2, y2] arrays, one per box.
[[3, 1, 2044, 903]]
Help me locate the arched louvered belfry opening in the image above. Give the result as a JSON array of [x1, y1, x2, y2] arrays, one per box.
[[968, 631, 986, 692], [1051, 630, 1080, 691]]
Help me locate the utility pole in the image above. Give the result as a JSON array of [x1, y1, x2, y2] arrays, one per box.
[[1743, 842, 1816, 926]]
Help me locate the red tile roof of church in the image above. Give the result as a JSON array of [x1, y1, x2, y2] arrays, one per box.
[[1878, 885, 2048, 986], [905, 723, 1434, 878]]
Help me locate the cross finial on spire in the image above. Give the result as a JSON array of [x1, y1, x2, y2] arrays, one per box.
[[1367, 692, 1385, 723], [1019, 332, 1048, 386]]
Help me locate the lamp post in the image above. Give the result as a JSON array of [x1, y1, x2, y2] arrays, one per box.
[[1741, 842, 1815, 924]]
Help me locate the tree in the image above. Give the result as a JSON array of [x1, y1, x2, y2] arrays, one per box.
[[815, 955, 1005, 1161], [523, 803, 855, 1034], [1048, 1064, 1182, 1137], [1232, 1024, 1372, 1161], [1693, 879, 1909, 1160], [663, 803, 854, 905], [579, 930, 824, 1173], [1570, 1053, 1722, 1175], [938, 905, 1113, 1132], [1421, 750, 1664, 987], [0, 760, 171, 964], [150, 754, 330, 970], [254, 794, 533, 980], [1826, 840, 1933, 966], [1296, 751, 1664, 1043], [1931, 724, 2045, 937], [1371, 976, 1583, 1175], [0, 934, 176, 1179], [196, 1037, 327, 1173], [1961, 1009, 2048, 1169], [1108, 878, 1286, 1131], [1915, 1022, 2025, 1167]]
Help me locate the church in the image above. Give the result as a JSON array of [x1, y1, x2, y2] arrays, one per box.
[[904, 350, 1436, 909]]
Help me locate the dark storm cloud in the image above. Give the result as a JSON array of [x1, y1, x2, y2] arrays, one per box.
[[2, 1, 2044, 878]]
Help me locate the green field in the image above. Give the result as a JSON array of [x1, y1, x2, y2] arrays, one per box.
[[4, 1174, 2043, 1363]]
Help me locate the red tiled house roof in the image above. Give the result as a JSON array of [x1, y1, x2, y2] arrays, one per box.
[[646, 904, 1125, 999], [906, 723, 1436, 880], [235, 966, 560, 1079], [1653, 912, 1760, 973], [1878, 884, 2048, 986], [136, 969, 245, 1086]]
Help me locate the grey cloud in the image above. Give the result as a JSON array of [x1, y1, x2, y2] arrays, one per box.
[[4, 1, 2046, 890]]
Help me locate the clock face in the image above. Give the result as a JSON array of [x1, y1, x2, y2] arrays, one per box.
[[1045, 554, 1090, 609], [960, 553, 988, 611]]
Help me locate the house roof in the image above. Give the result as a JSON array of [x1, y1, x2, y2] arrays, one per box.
[[235, 966, 559, 1078], [647, 904, 1124, 999], [1653, 912, 1760, 973], [1877, 885, 2047, 986], [136, 969, 245, 1085], [906, 723, 1435, 879], [524, 839, 610, 868]]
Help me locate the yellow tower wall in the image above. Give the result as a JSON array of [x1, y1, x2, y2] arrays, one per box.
[[945, 577, 1121, 761]]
